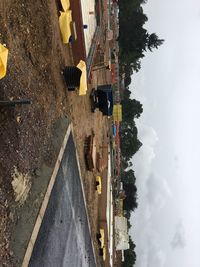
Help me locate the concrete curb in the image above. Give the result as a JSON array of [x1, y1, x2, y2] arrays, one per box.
[[21, 124, 72, 267]]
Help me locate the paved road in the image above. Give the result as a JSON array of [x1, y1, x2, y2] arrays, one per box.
[[29, 133, 96, 267]]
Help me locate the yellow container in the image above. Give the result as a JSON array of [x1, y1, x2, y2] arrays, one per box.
[[59, 10, 72, 44], [113, 104, 122, 122], [96, 176, 102, 195], [77, 60, 88, 95], [0, 44, 8, 79], [60, 0, 70, 11]]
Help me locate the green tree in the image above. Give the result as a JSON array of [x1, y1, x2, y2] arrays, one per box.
[[121, 134, 142, 161], [121, 119, 142, 161], [121, 158, 133, 170], [123, 183, 138, 211], [122, 98, 143, 121], [122, 236, 137, 267], [121, 169, 136, 184], [147, 33, 164, 51], [118, 0, 164, 73]]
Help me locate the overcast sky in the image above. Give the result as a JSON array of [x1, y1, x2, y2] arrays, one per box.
[[129, 0, 200, 266]]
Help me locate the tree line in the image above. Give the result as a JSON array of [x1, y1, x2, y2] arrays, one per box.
[[118, 0, 164, 266]]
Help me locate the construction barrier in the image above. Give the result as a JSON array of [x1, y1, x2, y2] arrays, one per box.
[[0, 44, 8, 79], [113, 104, 122, 122]]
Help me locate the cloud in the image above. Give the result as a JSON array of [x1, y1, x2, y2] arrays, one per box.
[[131, 124, 172, 224], [130, 123, 171, 267], [148, 249, 166, 267], [131, 124, 159, 223], [171, 221, 186, 249], [137, 249, 166, 267], [146, 173, 172, 210], [135, 229, 166, 267], [147, 232, 166, 267], [133, 172, 172, 225], [137, 122, 159, 147], [132, 123, 158, 189]]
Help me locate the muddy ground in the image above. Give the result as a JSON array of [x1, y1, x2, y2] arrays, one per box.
[[0, 0, 111, 266]]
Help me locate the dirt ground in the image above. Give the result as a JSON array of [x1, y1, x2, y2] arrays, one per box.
[[0, 0, 111, 266]]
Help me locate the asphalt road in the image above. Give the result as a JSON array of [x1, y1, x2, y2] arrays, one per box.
[[29, 133, 96, 267]]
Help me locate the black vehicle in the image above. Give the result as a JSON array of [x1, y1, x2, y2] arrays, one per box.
[[91, 84, 113, 116]]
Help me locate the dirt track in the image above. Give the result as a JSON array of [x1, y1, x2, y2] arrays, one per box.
[[0, 0, 110, 266], [0, 1, 71, 265]]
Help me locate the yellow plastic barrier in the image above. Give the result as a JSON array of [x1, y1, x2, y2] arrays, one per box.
[[113, 104, 122, 122], [102, 246, 106, 261], [59, 10, 72, 44], [99, 229, 105, 248], [0, 44, 8, 79], [99, 229, 106, 261], [96, 176, 102, 195], [60, 0, 70, 11], [77, 60, 88, 95]]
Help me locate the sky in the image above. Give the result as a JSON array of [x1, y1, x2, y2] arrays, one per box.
[[129, 0, 200, 266]]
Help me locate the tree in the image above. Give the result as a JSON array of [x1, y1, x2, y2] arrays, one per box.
[[147, 33, 164, 51], [121, 169, 136, 184], [122, 98, 143, 121], [118, 0, 164, 74], [121, 135, 142, 161], [121, 158, 133, 170], [123, 183, 138, 211], [121, 119, 142, 161], [122, 236, 137, 267]]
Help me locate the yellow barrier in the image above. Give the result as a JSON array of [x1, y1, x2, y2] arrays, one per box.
[[59, 11, 72, 44], [113, 104, 122, 121], [77, 60, 87, 95], [60, 0, 70, 11], [0, 44, 8, 79], [100, 229, 105, 248], [96, 176, 102, 195]]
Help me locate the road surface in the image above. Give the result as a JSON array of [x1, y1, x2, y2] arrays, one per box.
[[29, 133, 96, 267]]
